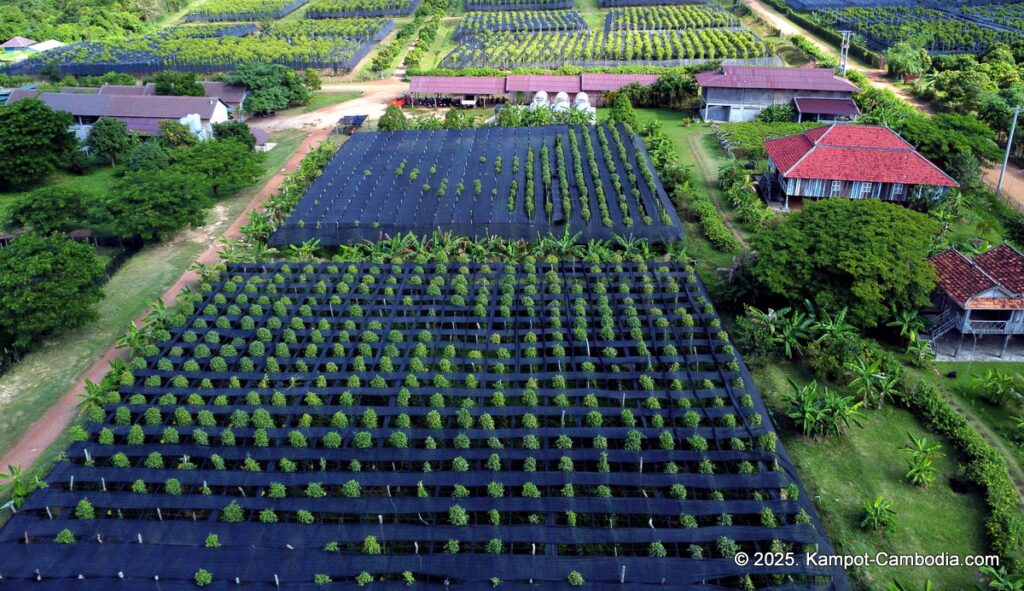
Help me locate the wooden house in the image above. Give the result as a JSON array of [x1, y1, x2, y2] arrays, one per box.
[[761, 124, 958, 210]]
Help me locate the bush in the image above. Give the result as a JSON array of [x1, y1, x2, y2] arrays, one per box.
[[194, 569, 213, 587]]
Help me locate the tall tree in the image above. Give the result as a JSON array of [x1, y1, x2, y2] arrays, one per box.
[[99, 169, 209, 240], [228, 63, 311, 116], [605, 91, 639, 130], [0, 232, 105, 352], [157, 120, 197, 149], [88, 117, 134, 165], [750, 199, 939, 328], [126, 140, 170, 172], [0, 98, 76, 186], [173, 139, 263, 197]]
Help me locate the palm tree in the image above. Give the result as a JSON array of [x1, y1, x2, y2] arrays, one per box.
[[861, 495, 895, 531]]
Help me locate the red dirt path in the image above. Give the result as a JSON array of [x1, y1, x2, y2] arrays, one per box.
[[0, 127, 332, 479]]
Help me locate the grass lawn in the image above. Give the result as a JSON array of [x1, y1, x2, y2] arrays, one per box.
[[920, 361, 1024, 474], [278, 91, 363, 116], [0, 166, 121, 232], [635, 109, 745, 282], [0, 129, 305, 464], [754, 363, 990, 590]]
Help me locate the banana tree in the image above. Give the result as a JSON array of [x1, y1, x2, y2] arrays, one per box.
[[0, 465, 31, 509]]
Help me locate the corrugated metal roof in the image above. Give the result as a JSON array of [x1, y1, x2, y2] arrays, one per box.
[[793, 97, 860, 116], [201, 81, 247, 104], [103, 95, 223, 119], [409, 76, 506, 95], [98, 84, 154, 96], [35, 92, 111, 117], [580, 73, 660, 92], [506, 74, 581, 93], [695, 65, 859, 92]]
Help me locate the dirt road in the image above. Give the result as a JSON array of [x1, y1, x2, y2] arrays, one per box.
[[250, 79, 409, 132]]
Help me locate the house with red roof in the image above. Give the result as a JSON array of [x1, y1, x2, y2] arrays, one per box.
[[694, 65, 860, 122], [761, 124, 958, 210], [929, 244, 1024, 357]]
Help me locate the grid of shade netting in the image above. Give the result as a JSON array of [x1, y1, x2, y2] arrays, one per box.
[[268, 125, 685, 246], [0, 262, 847, 590]]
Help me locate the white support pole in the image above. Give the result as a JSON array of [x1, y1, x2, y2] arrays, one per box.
[[997, 105, 1020, 201]]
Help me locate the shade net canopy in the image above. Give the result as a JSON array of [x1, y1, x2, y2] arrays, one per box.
[[269, 124, 685, 246], [0, 262, 846, 590]]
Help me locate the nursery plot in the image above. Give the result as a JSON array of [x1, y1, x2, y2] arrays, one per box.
[[269, 124, 684, 245], [605, 5, 740, 31], [466, 0, 574, 12], [185, 0, 308, 21], [454, 10, 589, 40], [599, 0, 709, 6], [306, 0, 419, 18], [962, 3, 1024, 32], [2, 20, 381, 75], [820, 5, 1022, 53], [441, 29, 769, 68], [0, 261, 848, 590]]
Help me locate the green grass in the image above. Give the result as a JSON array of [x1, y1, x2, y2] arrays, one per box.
[[0, 129, 305, 465], [0, 166, 120, 232], [635, 109, 744, 282], [755, 363, 990, 591], [921, 361, 1024, 470], [277, 91, 362, 116]]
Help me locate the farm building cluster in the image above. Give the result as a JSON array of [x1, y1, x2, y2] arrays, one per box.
[[695, 65, 861, 123]]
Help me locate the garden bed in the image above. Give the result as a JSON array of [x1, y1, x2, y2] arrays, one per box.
[[0, 261, 847, 590], [270, 124, 685, 245], [184, 0, 309, 21]]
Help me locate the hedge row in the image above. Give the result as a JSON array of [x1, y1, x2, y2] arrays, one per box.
[[897, 375, 1024, 569], [757, 0, 881, 67], [673, 184, 740, 251]]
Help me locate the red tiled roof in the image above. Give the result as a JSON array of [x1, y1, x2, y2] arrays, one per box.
[[931, 250, 997, 307], [694, 65, 859, 92], [975, 243, 1024, 294], [764, 124, 958, 187], [409, 76, 506, 95], [2, 36, 36, 49], [931, 245, 1024, 309], [580, 73, 660, 92], [794, 97, 860, 116], [506, 74, 581, 93]]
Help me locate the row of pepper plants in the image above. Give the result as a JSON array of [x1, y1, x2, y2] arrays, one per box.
[[0, 258, 841, 589]]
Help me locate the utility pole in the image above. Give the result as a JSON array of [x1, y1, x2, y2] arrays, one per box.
[[838, 30, 851, 75], [997, 104, 1020, 200]]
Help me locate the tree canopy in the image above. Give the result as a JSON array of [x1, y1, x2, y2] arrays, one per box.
[[126, 141, 171, 172], [173, 139, 263, 197], [212, 121, 257, 150], [228, 63, 311, 116], [6, 186, 91, 234], [0, 98, 76, 186], [146, 71, 204, 96], [750, 199, 939, 328], [0, 233, 105, 352], [88, 117, 134, 165], [100, 169, 209, 240]]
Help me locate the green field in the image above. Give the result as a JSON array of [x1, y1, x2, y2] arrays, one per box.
[[0, 129, 305, 463], [755, 364, 990, 590]]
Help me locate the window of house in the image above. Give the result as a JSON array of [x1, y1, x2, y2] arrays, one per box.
[[891, 183, 904, 198], [861, 182, 873, 198], [830, 180, 841, 197]]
